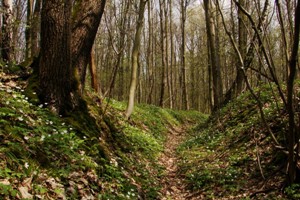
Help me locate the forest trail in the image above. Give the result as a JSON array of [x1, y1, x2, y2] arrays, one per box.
[[159, 126, 192, 200]]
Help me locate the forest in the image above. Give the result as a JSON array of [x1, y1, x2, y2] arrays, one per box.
[[0, 0, 300, 199]]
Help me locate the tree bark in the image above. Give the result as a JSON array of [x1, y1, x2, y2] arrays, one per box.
[[39, 0, 75, 115], [287, 0, 300, 185], [89, 46, 98, 92], [25, 0, 33, 59], [1, 0, 14, 62], [159, 0, 167, 108], [204, 0, 223, 111], [235, 0, 248, 95], [168, 0, 174, 109], [31, 0, 41, 57], [146, 0, 154, 105], [72, 0, 106, 94], [180, 0, 189, 110]]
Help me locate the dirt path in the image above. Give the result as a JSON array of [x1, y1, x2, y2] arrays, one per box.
[[159, 127, 190, 200]]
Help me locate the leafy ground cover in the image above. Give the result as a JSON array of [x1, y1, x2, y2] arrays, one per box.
[[177, 85, 299, 199], [0, 69, 206, 199]]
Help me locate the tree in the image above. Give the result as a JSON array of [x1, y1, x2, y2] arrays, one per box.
[[72, 0, 106, 93], [234, 0, 248, 96], [25, 0, 41, 59], [38, 0, 75, 115], [180, 0, 190, 110], [204, 0, 223, 111], [159, 0, 167, 107], [1, 0, 14, 62], [125, 0, 148, 119], [286, 0, 300, 185]]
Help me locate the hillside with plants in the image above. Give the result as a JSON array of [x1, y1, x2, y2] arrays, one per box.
[[0, 70, 206, 199], [1, 0, 300, 199], [2, 68, 300, 200], [177, 84, 296, 199]]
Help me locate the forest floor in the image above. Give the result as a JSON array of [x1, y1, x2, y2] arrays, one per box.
[[1, 68, 294, 199], [159, 126, 192, 200]]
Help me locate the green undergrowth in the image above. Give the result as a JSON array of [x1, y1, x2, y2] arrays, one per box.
[[0, 70, 205, 199], [178, 84, 293, 199]]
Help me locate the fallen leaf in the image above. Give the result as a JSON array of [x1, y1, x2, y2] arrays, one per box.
[[18, 186, 33, 199], [0, 179, 10, 185], [22, 176, 33, 189]]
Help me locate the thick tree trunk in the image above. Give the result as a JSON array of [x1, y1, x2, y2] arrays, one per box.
[[39, 0, 75, 115]]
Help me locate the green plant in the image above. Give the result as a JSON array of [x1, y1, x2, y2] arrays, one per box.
[[285, 184, 300, 199]]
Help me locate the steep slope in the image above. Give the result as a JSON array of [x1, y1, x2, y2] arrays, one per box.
[[178, 85, 297, 199]]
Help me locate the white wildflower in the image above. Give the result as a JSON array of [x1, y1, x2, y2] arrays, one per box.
[[24, 162, 29, 169], [40, 135, 45, 141]]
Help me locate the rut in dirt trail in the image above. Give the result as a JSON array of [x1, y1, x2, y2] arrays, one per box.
[[159, 127, 192, 200]]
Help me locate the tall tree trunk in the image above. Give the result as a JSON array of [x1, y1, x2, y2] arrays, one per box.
[[39, 0, 75, 115], [1, 0, 14, 62], [168, 0, 174, 109], [204, 0, 223, 111], [159, 0, 167, 108], [180, 0, 189, 110], [146, 0, 154, 105], [125, 0, 148, 119], [31, 0, 41, 57], [72, 0, 106, 94], [25, 0, 33, 59], [235, 0, 248, 95], [287, 0, 300, 185]]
